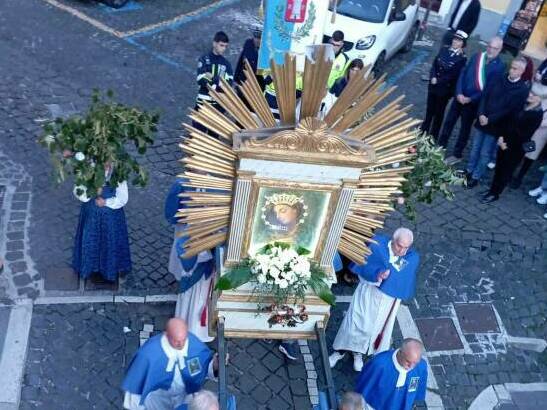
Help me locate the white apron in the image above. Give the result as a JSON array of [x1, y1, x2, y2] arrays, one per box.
[[332, 279, 401, 355]]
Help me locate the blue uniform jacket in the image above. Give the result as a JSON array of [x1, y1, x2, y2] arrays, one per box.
[[122, 333, 213, 405], [356, 349, 427, 410], [349, 234, 419, 301]]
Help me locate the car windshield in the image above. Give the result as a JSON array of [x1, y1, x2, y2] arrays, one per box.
[[330, 0, 391, 23]]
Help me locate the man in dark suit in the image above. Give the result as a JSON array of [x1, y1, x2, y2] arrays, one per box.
[[442, 0, 482, 46]]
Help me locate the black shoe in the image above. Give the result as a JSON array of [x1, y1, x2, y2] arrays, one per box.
[[481, 193, 499, 204], [467, 178, 478, 189]]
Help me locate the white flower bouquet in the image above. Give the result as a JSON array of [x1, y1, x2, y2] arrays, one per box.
[[216, 242, 335, 308]]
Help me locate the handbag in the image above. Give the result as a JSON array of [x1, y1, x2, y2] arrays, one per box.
[[522, 140, 536, 153]]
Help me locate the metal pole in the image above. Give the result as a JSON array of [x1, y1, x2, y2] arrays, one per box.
[[417, 1, 432, 41], [315, 321, 337, 410], [217, 317, 228, 410]]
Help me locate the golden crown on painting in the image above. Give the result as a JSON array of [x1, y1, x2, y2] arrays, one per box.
[[265, 193, 304, 207]]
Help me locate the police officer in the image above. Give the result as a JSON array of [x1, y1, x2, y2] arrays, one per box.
[[327, 30, 350, 89], [196, 31, 234, 108], [420, 30, 468, 141]]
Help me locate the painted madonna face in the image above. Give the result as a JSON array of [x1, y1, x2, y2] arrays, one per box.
[[273, 204, 299, 226], [263, 193, 308, 234]]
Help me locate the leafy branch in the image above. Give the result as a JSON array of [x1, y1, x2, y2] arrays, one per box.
[[400, 133, 465, 221], [38, 90, 159, 198]]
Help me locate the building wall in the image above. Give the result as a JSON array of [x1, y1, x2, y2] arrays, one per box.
[[473, 0, 523, 40], [481, 0, 512, 13]]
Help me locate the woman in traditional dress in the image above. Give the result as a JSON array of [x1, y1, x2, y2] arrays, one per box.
[[72, 163, 131, 282]]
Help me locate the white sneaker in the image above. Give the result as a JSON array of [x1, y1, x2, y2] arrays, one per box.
[[529, 187, 544, 197], [537, 193, 547, 205], [353, 353, 364, 372], [328, 351, 345, 368], [487, 162, 496, 170]]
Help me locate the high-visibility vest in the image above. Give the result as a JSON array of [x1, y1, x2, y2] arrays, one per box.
[[264, 74, 303, 96], [327, 51, 350, 89]]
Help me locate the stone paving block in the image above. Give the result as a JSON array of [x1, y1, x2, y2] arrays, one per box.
[[44, 266, 79, 291], [264, 373, 286, 394], [455, 303, 500, 334], [415, 318, 464, 352], [250, 384, 272, 404], [84, 275, 119, 291]]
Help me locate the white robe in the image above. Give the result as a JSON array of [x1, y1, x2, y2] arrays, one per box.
[[170, 226, 214, 343], [333, 242, 402, 355]]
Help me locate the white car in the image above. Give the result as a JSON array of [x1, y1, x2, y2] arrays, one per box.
[[323, 0, 420, 75]]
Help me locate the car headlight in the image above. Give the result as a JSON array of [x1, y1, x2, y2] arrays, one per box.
[[356, 35, 376, 50]]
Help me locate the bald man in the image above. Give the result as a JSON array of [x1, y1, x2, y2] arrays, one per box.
[[355, 338, 428, 410], [122, 318, 216, 410], [329, 228, 420, 372]]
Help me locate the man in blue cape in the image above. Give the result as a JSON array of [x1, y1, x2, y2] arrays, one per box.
[[329, 228, 419, 372], [122, 318, 216, 410], [356, 338, 428, 410]]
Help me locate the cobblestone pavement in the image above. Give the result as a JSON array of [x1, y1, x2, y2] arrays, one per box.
[[0, 0, 545, 409], [19, 302, 175, 410]]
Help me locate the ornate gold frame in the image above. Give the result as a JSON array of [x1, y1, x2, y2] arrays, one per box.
[[234, 118, 376, 167]]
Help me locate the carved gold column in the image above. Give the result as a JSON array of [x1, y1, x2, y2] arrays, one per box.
[[225, 171, 255, 263], [320, 180, 358, 270]]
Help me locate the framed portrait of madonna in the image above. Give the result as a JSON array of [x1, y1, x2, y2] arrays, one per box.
[[244, 182, 337, 259]]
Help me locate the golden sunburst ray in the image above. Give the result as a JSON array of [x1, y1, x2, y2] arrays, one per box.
[[178, 45, 419, 264]]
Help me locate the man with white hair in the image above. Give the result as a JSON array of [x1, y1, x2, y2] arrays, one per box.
[[465, 56, 530, 188], [440, 36, 506, 163], [339, 392, 365, 410], [187, 390, 219, 410], [356, 338, 428, 409], [329, 228, 420, 372]]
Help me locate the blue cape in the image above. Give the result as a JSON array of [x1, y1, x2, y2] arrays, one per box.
[[333, 252, 343, 272], [178, 242, 216, 293], [164, 179, 221, 289], [356, 350, 427, 410], [349, 234, 419, 300], [122, 333, 213, 404], [164, 178, 189, 226]]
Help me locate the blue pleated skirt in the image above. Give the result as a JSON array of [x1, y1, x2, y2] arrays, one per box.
[[72, 201, 131, 281]]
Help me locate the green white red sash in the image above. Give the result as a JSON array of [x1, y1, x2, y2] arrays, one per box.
[[475, 52, 487, 91]]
